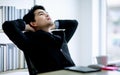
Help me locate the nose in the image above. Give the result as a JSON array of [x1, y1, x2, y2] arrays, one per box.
[[46, 14, 49, 17], [45, 12, 49, 17]]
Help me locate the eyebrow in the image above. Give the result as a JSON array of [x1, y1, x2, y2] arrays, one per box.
[[35, 11, 43, 15], [35, 10, 47, 15]]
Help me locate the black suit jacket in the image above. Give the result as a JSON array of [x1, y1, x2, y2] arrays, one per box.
[[2, 19, 78, 74]]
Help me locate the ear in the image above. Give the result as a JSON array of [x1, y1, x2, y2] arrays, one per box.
[[30, 21, 37, 27]]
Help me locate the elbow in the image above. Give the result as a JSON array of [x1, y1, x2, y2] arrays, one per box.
[[2, 21, 15, 33], [73, 19, 78, 27], [2, 21, 10, 32]]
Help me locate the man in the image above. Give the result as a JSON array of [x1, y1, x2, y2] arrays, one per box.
[[2, 5, 78, 75]]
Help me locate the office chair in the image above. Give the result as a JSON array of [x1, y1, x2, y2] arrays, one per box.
[[24, 52, 38, 75]]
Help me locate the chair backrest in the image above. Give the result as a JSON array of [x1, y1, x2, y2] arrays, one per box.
[[24, 52, 38, 75]]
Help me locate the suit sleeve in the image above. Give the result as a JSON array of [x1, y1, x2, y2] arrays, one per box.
[[55, 20, 78, 42], [2, 19, 30, 50]]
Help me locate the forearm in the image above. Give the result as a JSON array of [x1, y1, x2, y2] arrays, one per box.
[[55, 19, 78, 42]]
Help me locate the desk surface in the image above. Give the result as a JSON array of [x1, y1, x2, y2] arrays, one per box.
[[37, 70, 120, 75]]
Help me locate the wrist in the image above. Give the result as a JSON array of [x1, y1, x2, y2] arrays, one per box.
[[54, 20, 59, 29]]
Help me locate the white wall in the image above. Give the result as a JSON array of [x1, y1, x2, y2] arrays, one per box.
[[0, 0, 33, 9], [36, 0, 78, 21], [73, 0, 92, 66]]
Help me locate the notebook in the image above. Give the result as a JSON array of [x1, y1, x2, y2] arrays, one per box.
[[64, 66, 101, 73]]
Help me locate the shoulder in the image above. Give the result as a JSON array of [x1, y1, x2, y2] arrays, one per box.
[[24, 30, 50, 38]]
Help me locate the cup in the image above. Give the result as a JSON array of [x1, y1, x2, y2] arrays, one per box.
[[96, 56, 108, 66]]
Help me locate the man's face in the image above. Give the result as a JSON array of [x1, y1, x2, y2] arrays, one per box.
[[33, 9, 54, 29]]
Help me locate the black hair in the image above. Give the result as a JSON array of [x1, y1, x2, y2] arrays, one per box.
[[23, 5, 45, 24]]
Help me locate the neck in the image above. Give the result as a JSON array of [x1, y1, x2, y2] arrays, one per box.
[[35, 27, 51, 33]]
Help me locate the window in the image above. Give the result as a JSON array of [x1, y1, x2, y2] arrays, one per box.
[[92, 0, 120, 64], [106, 0, 120, 63]]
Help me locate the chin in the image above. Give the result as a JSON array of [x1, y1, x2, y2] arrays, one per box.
[[49, 21, 54, 25]]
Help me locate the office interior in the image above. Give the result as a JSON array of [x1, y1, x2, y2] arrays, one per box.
[[0, 0, 120, 74]]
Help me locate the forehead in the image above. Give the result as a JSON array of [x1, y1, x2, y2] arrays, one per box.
[[34, 9, 46, 14]]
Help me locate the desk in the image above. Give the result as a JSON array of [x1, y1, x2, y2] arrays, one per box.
[[37, 70, 120, 75]]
